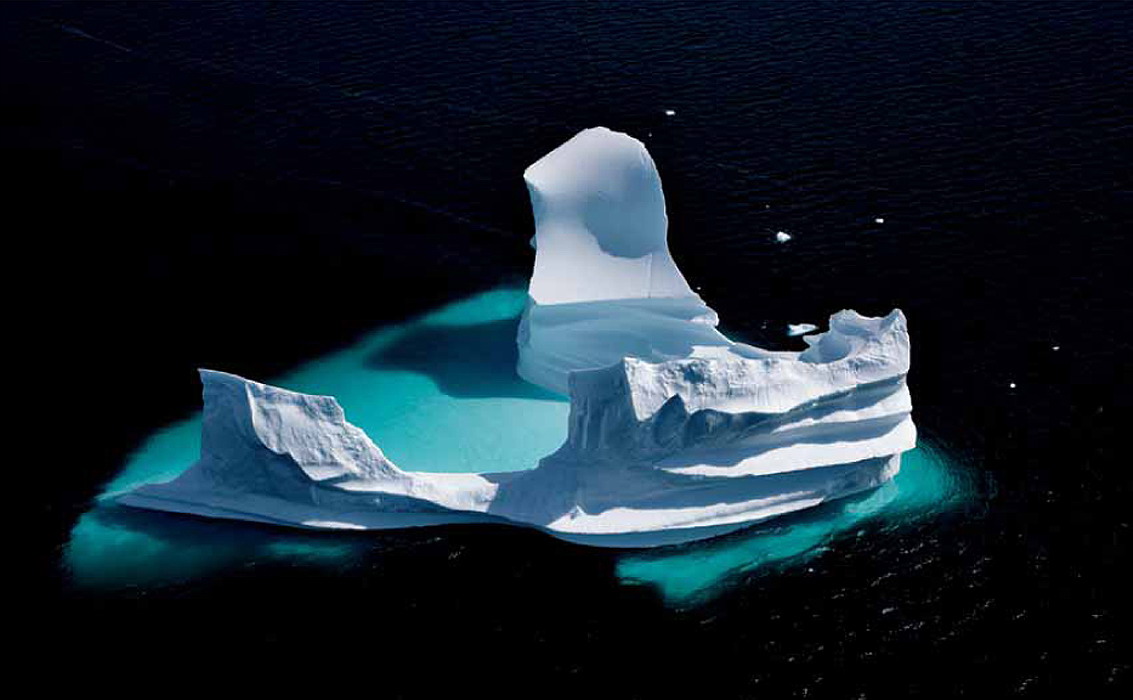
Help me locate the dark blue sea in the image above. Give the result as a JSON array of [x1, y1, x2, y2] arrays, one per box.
[[10, 1, 1130, 696]]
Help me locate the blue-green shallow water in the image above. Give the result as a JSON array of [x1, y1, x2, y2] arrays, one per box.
[[65, 289, 968, 603], [618, 444, 965, 605], [95, 287, 567, 500], [66, 288, 568, 585]]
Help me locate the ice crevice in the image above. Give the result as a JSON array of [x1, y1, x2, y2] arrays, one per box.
[[119, 127, 916, 548]]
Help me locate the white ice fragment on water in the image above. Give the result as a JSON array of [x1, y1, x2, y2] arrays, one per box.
[[788, 323, 819, 337], [120, 126, 918, 549], [1010, 382, 1017, 389], [664, 109, 676, 116], [1052, 345, 1060, 351], [775, 231, 792, 243], [875, 217, 885, 224]]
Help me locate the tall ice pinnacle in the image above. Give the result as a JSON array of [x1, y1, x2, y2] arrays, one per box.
[[518, 127, 731, 395], [524, 127, 695, 304]]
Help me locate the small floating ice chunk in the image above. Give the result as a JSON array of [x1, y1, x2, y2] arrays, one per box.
[[664, 109, 676, 116], [788, 323, 818, 337], [1009, 382, 1017, 389], [775, 231, 792, 243], [1052, 345, 1060, 351], [875, 217, 885, 224]]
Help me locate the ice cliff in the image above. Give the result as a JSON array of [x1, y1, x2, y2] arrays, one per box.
[[120, 127, 917, 548]]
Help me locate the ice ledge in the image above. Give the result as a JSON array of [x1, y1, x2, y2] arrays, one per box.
[[120, 359, 912, 547]]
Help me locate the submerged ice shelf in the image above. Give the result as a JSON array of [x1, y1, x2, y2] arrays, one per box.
[[617, 442, 964, 605], [113, 127, 918, 548]]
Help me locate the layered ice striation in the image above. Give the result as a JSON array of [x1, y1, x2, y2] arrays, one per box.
[[120, 127, 917, 548]]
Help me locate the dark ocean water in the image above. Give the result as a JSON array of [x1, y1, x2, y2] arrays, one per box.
[[10, 1, 1130, 695]]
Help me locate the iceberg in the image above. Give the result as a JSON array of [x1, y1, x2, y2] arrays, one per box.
[[119, 127, 917, 548]]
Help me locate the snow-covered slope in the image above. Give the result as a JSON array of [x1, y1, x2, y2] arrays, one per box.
[[119, 127, 917, 548]]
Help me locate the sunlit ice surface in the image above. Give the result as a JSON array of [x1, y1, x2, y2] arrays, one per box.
[[65, 288, 969, 602]]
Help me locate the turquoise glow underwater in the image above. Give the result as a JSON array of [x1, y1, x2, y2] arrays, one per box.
[[616, 443, 967, 605], [65, 289, 968, 604]]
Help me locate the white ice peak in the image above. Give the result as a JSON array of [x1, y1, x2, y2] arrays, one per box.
[[518, 127, 731, 395], [119, 127, 917, 548], [524, 127, 694, 304]]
